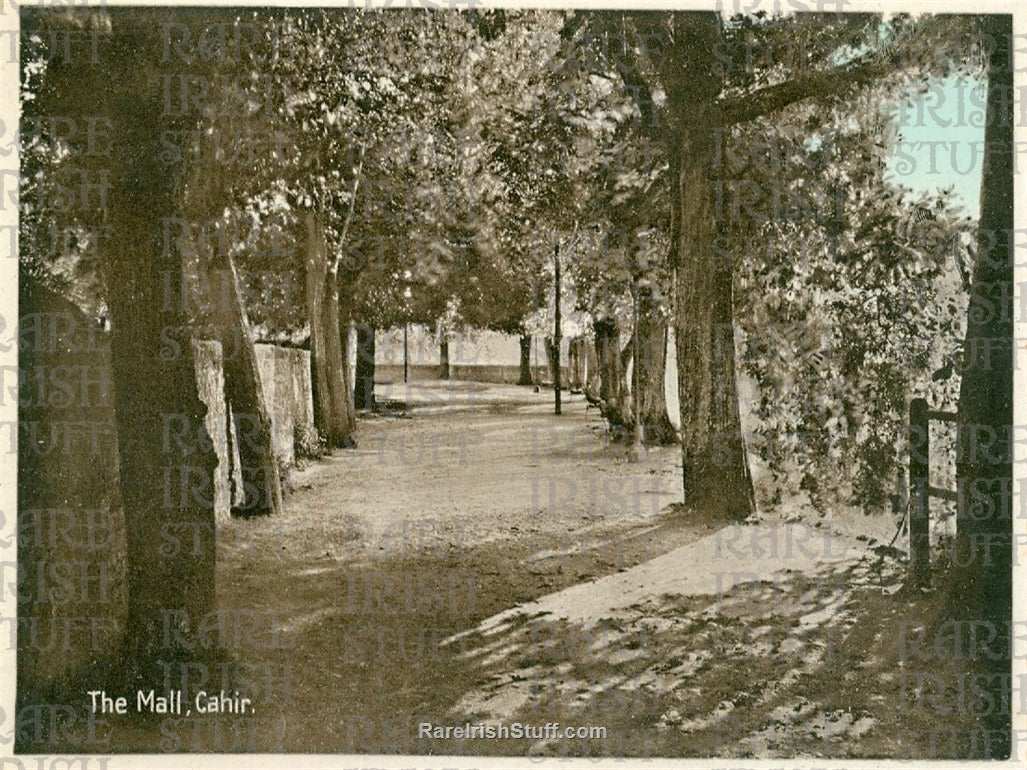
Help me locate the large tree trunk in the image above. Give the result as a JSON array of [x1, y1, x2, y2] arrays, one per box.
[[950, 14, 1013, 618], [667, 22, 755, 517], [353, 323, 376, 411], [100, 19, 219, 667], [179, 197, 284, 517], [942, 21, 1012, 759], [215, 255, 284, 517], [635, 288, 677, 446], [304, 211, 354, 448], [594, 319, 619, 406], [518, 334, 533, 385], [939, 18, 1013, 759], [17, 279, 127, 713], [160, 54, 284, 520]]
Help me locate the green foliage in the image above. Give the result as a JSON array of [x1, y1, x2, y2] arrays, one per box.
[[22, 7, 987, 516], [19, 14, 109, 314], [731, 95, 970, 510]]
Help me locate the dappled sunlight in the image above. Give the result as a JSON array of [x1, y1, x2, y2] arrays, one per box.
[[442, 526, 909, 756]]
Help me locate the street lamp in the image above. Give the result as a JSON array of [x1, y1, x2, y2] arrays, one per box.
[[554, 241, 562, 416], [403, 281, 412, 384]]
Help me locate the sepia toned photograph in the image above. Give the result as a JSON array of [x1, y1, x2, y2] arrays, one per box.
[[8, 0, 1021, 763]]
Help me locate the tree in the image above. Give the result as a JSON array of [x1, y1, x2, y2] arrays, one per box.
[[587, 128, 678, 444], [174, 62, 287, 517], [560, 10, 980, 517], [190, 237, 285, 517], [28, 8, 224, 669], [353, 322, 377, 410], [724, 89, 970, 512], [262, 10, 384, 447], [331, 10, 484, 401], [946, 21, 1012, 748], [634, 276, 678, 445], [442, 11, 604, 383]]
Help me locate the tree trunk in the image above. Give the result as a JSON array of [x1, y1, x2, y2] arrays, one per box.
[[304, 211, 354, 448], [338, 288, 357, 442], [594, 318, 632, 431], [171, 81, 283, 519], [100, 21, 219, 667], [567, 337, 584, 390], [354, 323, 376, 411], [950, 15, 1013, 636], [518, 334, 533, 385], [620, 334, 634, 413], [584, 337, 601, 402], [17, 279, 126, 711], [594, 319, 619, 405], [215, 255, 284, 517], [439, 326, 450, 379], [670, 89, 755, 518], [544, 336, 556, 384], [635, 288, 677, 445], [939, 19, 1013, 759]]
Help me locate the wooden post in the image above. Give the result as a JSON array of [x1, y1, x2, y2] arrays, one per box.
[[403, 323, 408, 384], [534, 335, 540, 391], [909, 397, 930, 589], [554, 243, 562, 416]]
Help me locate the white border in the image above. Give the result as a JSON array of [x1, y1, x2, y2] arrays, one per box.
[[0, 1, 1022, 768]]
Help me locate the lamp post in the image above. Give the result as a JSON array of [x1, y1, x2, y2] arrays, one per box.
[[629, 275, 644, 462], [554, 242, 561, 416], [402, 280, 412, 384]]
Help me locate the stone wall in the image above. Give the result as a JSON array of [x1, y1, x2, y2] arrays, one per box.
[[375, 325, 571, 385], [16, 285, 315, 709], [376, 363, 530, 385], [200, 343, 314, 519], [288, 346, 317, 453], [254, 344, 295, 468], [193, 341, 317, 517], [192, 340, 232, 520]]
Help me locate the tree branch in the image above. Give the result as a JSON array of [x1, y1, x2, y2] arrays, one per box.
[[720, 55, 895, 126], [558, 10, 585, 41], [611, 16, 664, 138], [328, 137, 367, 275]]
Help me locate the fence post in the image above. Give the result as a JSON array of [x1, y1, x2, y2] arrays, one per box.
[[909, 397, 930, 589]]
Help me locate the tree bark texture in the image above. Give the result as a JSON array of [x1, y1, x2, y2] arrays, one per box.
[[594, 318, 632, 431], [354, 323, 376, 411], [304, 211, 355, 448], [99, 16, 220, 664], [669, 81, 755, 517], [949, 14, 1013, 669], [635, 288, 677, 445], [518, 334, 533, 385], [197, 254, 283, 517]]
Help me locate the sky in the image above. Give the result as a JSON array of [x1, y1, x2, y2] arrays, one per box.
[[886, 74, 987, 217]]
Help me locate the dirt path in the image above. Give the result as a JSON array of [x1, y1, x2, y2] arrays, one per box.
[[207, 383, 710, 753], [59, 382, 991, 758]]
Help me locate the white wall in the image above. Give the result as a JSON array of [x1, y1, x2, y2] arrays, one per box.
[[375, 324, 569, 367]]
